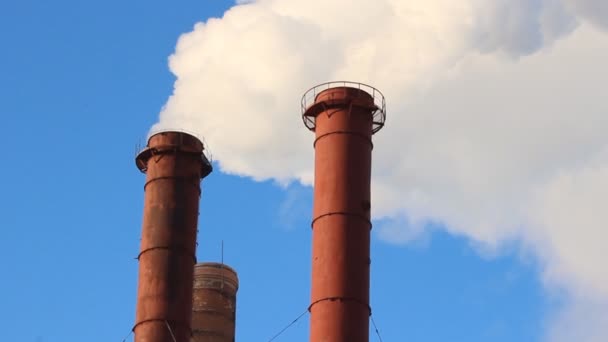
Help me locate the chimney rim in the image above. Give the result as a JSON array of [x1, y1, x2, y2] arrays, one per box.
[[194, 262, 239, 290], [194, 262, 238, 275], [135, 129, 213, 178]]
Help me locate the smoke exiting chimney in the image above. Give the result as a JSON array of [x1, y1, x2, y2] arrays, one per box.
[[302, 82, 386, 342], [134, 131, 212, 342], [191, 262, 239, 342]]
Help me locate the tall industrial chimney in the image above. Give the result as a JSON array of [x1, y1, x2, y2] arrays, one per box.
[[134, 131, 212, 342], [301, 82, 386, 342], [191, 262, 239, 342]]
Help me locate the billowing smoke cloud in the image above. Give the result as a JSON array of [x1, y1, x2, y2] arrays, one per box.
[[153, 0, 608, 340]]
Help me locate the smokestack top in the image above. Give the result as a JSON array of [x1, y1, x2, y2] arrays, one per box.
[[301, 81, 386, 134], [135, 130, 213, 178], [194, 262, 239, 293]]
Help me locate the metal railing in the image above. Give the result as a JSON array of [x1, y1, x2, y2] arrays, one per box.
[[136, 127, 214, 169], [301, 81, 387, 134]]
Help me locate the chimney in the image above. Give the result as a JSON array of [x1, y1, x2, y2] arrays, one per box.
[[191, 262, 239, 342], [301, 82, 386, 342], [134, 131, 212, 342]]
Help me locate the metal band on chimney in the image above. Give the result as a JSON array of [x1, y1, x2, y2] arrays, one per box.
[[308, 296, 372, 316]]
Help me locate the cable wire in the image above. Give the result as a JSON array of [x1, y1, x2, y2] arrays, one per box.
[[267, 309, 309, 342], [165, 320, 177, 342], [119, 329, 133, 342], [371, 315, 384, 342]]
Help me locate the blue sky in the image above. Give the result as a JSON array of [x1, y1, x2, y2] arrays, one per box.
[[0, 1, 570, 341]]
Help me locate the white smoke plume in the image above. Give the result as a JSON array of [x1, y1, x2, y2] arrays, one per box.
[[153, 0, 608, 340]]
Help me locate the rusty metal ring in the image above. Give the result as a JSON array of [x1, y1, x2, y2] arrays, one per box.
[[308, 296, 372, 316], [313, 130, 373, 149], [137, 246, 197, 263], [311, 211, 372, 230], [143, 176, 201, 193], [132, 318, 192, 334]]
